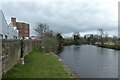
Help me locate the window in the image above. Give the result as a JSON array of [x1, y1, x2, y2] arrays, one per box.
[[13, 36, 17, 39], [18, 26, 22, 29], [19, 30, 23, 33]]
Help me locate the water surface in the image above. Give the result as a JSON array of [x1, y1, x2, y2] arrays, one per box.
[[58, 45, 118, 78]]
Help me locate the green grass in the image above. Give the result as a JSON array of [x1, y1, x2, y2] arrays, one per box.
[[2, 49, 72, 78]]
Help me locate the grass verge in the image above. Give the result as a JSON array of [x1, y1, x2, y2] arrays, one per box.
[[2, 49, 72, 79]]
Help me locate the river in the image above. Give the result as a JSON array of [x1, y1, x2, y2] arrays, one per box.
[[58, 45, 118, 78]]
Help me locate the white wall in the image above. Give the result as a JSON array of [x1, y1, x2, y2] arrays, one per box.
[[0, 10, 2, 34], [0, 10, 8, 39], [8, 23, 18, 39], [0, 10, 18, 39]]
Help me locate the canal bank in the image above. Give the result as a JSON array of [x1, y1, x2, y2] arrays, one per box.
[[95, 44, 120, 50], [2, 49, 74, 78], [51, 52, 78, 78]]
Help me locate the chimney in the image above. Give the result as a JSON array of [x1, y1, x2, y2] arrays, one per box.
[[11, 17, 16, 27]]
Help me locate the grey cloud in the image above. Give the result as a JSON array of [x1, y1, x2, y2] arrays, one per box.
[[1, 0, 118, 36]]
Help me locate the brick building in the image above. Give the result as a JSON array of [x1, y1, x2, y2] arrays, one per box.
[[11, 18, 30, 39]]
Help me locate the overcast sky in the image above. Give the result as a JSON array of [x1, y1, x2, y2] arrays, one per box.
[[0, 0, 119, 37]]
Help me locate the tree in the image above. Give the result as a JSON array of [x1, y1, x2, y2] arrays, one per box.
[[73, 32, 80, 45], [98, 29, 104, 45], [56, 33, 63, 41], [56, 33, 64, 46], [112, 36, 118, 45], [56, 33, 64, 52], [84, 35, 87, 39], [44, 30, 54, 37], [34, 23, 58, 53], [34, 23, 49, 37]]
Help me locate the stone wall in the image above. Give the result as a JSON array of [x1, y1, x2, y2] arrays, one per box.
[[1, 40, 41, 76], [0, 39, 2, 79], [2, 40, 21, 74]]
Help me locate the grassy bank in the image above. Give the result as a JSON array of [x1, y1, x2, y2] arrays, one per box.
[[2, 49, 72, 79], [95, 44, 120, 50]]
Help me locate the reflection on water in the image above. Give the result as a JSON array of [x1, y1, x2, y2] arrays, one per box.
[[57, 46, 64, 54], [74, 46, 80, 52], [58, 45, 118, 78]]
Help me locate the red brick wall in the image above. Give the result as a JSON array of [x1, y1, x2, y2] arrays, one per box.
[[16, 22, 30, 37]]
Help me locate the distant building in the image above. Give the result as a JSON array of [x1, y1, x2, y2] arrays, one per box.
[[8, 23, 18, 39], [85, 34, 92, 38], [0, 10, 18, 39], [30, 36, 41, 40], [0, 11, 30, 39], [11, 17, 30, 39]]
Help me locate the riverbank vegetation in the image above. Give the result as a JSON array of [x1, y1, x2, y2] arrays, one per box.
[[61, 29, 119, 50], [34, 23, 119, 51], [63, 35, 120, 49], [34, 23, 65, 53], [2, 49, 72, 78]]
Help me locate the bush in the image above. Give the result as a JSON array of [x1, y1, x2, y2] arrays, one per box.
[[41, 36, 58, 53]]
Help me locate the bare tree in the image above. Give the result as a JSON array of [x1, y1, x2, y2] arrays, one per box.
[[98, 29, 104, 45], [34, 23, 49, 37], [34, 22, 58, 53], [98, 29, 104, 37]]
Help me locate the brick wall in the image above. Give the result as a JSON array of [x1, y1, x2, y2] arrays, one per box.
[[16, 22, 30, 38]]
